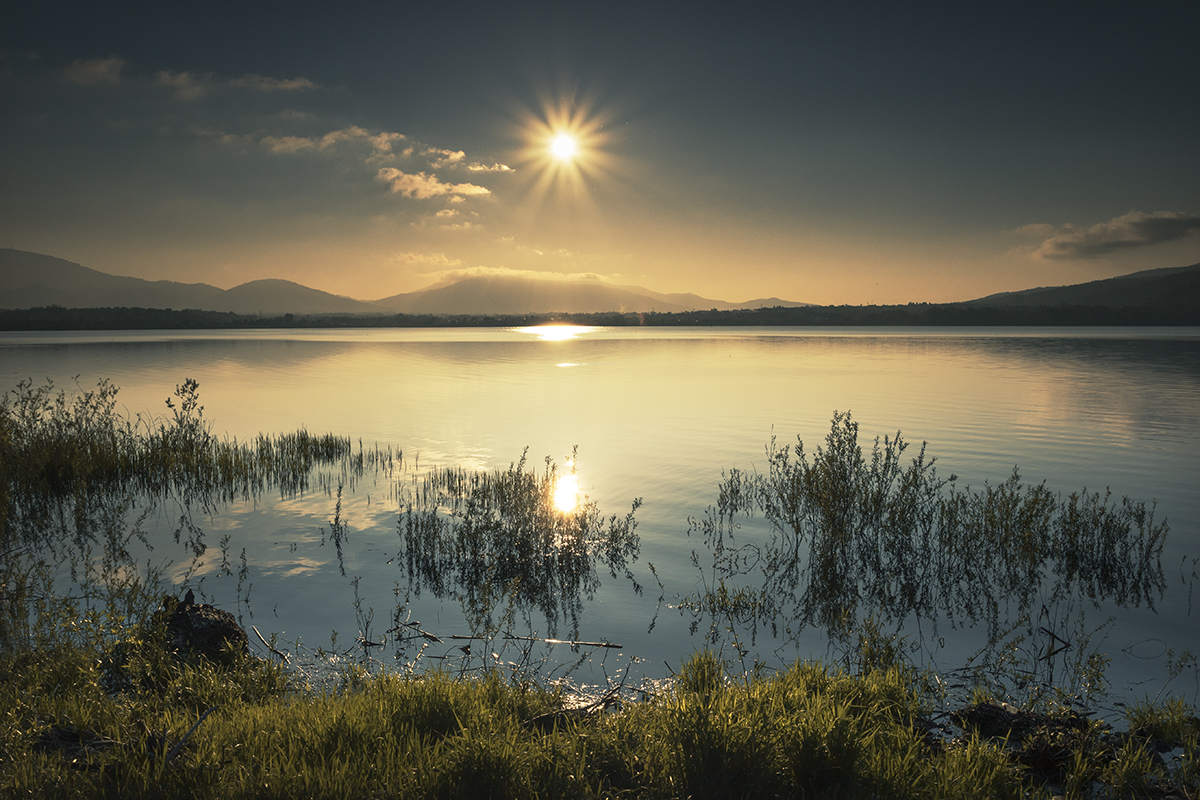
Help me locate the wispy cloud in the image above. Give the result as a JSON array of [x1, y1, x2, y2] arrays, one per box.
[[156, 69, 317, 99], [467, 162, 514, 173], [60, 56, 125, 85], [375, 168, 490, 200], [156, 71, 209, 99], [230, 74, 317, 91], [368, 131, 406, 153], [425, 266, 608, 282], [424, 147, 465, 168], [392, 252, 463, 266], [1030, 210, 1200, 259], [55, 57, 317, 99], [258, 126, 402, 155]]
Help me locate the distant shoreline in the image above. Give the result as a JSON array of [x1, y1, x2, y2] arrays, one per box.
[[0, 304, 1197, 331]]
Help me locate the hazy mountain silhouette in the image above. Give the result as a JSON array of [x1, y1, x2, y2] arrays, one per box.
[[962, 263, 1200, 308], [0, 249, 809, 314], [3, 248, 1196, 316], [0, 250, 389, 314], [372, 274, 811, 314]]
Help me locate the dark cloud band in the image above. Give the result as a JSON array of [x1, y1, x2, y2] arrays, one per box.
[[1036, 211, 1200, 259]]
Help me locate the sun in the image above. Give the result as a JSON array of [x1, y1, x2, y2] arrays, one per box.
[[513, 91, 615, 198], [550, 133, 578, 162]]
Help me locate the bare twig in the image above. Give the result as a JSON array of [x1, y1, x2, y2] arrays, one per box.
[[502, 634, 623, 649], [252, 625, 289, 663]]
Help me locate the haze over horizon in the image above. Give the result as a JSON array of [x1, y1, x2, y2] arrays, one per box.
[[2, 3, 1198, 306]]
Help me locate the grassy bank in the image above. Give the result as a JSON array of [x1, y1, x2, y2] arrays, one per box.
[[3, 626, 1197, 799]]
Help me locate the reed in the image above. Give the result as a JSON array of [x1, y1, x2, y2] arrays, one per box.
[[683, 411, 1175, 705]]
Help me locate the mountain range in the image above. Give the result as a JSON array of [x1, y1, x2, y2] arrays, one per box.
[[1, 248, 1197, 316], [0, 250, 807, 315]]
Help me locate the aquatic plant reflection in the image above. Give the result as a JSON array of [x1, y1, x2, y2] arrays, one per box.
[[683, 412, 1170, 695], [394, 451, 641, 640]]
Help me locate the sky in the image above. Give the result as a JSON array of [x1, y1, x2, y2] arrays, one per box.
[[2, 2, 1198, 305]]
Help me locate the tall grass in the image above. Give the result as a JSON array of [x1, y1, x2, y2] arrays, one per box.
[[0, 378, 391, 664], [1, 639, 1033, 799], [684, 411, 1171, 703], [0, 378, 384, 553]]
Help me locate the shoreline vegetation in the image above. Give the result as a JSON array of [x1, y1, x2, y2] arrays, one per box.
[[2, 380, 1197, 797], [1, 302, 1199, 331]]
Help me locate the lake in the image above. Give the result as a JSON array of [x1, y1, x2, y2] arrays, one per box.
[[3, 326, 1198, 704]]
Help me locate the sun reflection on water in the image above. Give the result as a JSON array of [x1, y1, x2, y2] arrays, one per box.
[[553, 472, 581, 514], [516, 324, 597, 342]]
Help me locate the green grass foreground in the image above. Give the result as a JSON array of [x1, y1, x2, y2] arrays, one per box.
[[3, 633, 1198, 799]]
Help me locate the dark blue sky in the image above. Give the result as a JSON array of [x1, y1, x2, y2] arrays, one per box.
[[3, 1, 1197, 302]]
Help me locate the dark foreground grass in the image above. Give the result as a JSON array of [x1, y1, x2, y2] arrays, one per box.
[[3, 632, 1197, 799]]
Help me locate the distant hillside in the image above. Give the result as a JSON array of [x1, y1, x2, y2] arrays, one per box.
[[374, 274, 811, 314], [963, 263, 1200, 308], [0, 250, 390, 315], [5, 247, 1194, 320], [0, 250, 227, 310], [0, 249, 808, 315]]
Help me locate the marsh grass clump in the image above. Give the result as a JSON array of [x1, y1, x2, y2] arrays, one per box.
[[684, 411, 1171, 702], [0, 378, 390, 656], [0, 378, 389, 549]]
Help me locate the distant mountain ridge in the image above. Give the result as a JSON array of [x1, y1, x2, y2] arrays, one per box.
[[372, 274, 811, 314], [0, 250, 391, 315], [961, 262, 1200, 308], [0, 249, 810, 314], [2, 248, 1197, 316]]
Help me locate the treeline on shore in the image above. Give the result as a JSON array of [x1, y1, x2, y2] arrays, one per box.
[[1, 302, 1198, 330]]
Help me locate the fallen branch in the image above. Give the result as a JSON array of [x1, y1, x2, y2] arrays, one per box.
[[252, 625, 290, 664], [504, 634, 623, 649]]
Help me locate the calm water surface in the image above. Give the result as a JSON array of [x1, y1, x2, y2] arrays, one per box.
[[3, 326, 1198, 700]]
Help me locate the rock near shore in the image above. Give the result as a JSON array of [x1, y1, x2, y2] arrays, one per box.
[[162, 591, 248, 665]]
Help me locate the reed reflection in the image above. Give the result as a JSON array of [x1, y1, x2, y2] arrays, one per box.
[[394, 451, 641, 640], [683, 412, 1170, 695]]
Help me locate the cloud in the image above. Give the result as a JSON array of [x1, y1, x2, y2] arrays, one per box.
[[375, 168, 490, 199], [368, 131, 406, 153], [61, 56, 125, 85], [392, 252, 463, 266], [518, 245, 573, 258], [156, 69, 318, 99], [156, 70, 208, 99], [258, 126, 402, 155], [197, 129, 256, 147], [423, 147, 465, 168], [260, 135, 317, 153], [425, 266, 608, 282], [230, 74, 317, 91], [1031, 210, 1200, 259], [467, 162, 514, 173]]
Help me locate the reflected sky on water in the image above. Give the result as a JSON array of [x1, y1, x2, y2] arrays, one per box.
[[3, 326, 1198, 698]]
